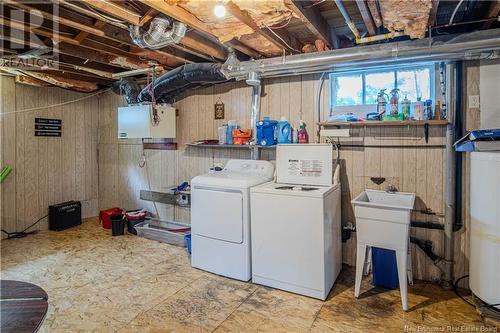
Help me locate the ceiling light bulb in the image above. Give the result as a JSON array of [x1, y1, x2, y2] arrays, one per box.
[[214, 3, 226, 18]]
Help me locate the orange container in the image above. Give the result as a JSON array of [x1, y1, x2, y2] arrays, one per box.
[[232, 129, 252, 145]]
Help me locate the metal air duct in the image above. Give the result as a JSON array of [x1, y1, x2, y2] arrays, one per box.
[[221, 29, 500, 80], [130, 15, 187, 50]]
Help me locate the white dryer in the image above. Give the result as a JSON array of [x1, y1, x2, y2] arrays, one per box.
[[191, 159, 274, 281], [250, 144, 342, 300]]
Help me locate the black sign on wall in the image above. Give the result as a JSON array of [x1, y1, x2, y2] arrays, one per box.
[[35, 118, 62, 137]]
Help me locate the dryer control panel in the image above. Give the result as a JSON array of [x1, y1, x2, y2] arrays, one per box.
[[224, 160, 274, 178]]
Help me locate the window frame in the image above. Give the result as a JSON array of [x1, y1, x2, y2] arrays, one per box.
[[330, 64, 436, 114]]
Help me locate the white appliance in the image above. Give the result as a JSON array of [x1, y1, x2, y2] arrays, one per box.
[[250, 144, 342, 300], [191, 159, 275, 281], [470, 152, 500, 309], [118, 104, 176, 139]]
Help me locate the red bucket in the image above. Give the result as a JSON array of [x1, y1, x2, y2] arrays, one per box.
[[100, 207, 124, 229]]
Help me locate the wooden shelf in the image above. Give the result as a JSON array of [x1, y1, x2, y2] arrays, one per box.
[[187, 143, 276, 149], [318, 120, 449, 127]]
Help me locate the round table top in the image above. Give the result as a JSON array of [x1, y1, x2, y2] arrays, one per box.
[[0, 280, 48, 333]]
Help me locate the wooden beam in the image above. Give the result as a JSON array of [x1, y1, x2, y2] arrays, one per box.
[[139, 0, 214, 36], [78, 0, 141, 26], [55, 2, 225, 61], [74, 20, 107, 43], [1, 67, 99, 92], [428, 0, 440, 26], [367, 0, 383, 27], [139, 8, 158, 26], [15, 75, 52, 87], [226, 40, 262, 59], [284, 0, 333, 49], [225, 1, 289, 51], [356, 0, 377, 36], [4, 0, 105, 37], [484, 0, 500, 29], [0, 18, 156, 70]]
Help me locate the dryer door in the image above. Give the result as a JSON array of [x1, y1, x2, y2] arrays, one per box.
[[191, 187, 244, 243]]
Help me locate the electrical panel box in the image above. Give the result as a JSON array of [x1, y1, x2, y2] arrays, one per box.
[[118, 104, 176, 139]]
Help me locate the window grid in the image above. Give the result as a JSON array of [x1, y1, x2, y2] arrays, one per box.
[[330, 65, 434, 108]]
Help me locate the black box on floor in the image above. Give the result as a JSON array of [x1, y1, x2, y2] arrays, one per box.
[[49, 201, 82, 231]]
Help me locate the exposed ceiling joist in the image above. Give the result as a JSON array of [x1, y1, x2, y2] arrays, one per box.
[[284, 0, 334, 48], [78, 0, 141, 26], [55, 0, 226, 60], [5, 3, 189, 66], [15, 75, 52, 87], [139, 8, 158, 26], [356, 0, 377, 36], [226, 40, 262, 59], [1, 67, 99, 92], [0, 17, 156, 70], [428, 0, 440, 26], [4, 0, 106, 37], [367, 0, 383, 27], [73, 20, 107, 43], [139, 0, 214, 36], [225, 1, 294, 52], [484, 0, 500, 29], [137, 0, 256, 58]]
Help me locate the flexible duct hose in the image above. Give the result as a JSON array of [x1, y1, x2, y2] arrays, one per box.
[[129, 15, 186, 50]]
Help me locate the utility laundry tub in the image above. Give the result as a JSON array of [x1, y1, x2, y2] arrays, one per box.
[[134, 219, 190, 247], [351, 189, 415, 310]]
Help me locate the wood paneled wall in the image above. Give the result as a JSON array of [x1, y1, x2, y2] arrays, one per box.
[[0, 75, 99, 237], [96, 73, 468, 282]]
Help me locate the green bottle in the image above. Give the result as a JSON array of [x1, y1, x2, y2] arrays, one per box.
[[402, 95, 411, 120]]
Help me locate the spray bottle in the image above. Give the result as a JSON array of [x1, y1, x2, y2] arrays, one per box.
[[297, 121, 309, 144]]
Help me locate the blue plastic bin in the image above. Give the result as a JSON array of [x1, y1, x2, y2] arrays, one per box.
[[372, 247, 399, 289], [184, 234, 191, 255]]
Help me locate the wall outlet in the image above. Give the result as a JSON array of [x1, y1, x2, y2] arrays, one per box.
[[468, 95, 480, 109]]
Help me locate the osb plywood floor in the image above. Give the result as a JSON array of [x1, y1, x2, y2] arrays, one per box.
[[1, 218, 485, 333]]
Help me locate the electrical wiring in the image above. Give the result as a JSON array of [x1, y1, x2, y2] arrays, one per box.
[[83, 3, 128, 24], [454, 275, 500, 314], [138, 142, 160, 218], [1, 215, 48, 239], [448, 0, 465, 25], [268, 16, 292, 30], [0, 88, 109, 116], [262, 22, 300, 53]]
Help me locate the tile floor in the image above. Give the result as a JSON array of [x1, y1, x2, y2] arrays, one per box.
[[0, 218, 487, 332]]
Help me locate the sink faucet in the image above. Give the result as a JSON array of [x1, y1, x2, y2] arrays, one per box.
[[386, 184, 397, 193]]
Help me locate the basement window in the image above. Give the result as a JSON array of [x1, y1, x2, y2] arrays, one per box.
[[329, 64, 435, 116]]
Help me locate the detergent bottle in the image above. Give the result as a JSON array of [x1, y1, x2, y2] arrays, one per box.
[[277, 116, 291, 144], [297, 121, 309, 144], [256, 117, 278, 146]]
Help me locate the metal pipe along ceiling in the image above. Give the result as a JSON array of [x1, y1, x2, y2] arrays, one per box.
[[221, 29, 500, 80]]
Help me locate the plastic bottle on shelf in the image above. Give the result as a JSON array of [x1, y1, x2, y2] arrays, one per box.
[[414, 97, 424, 120], [218, 124, 227, 145], [277, 116, 292, 144], [226, 120, 238, 145], [297, 121, 309, 144], [390, 88, 400, 115], [401, 95, 411, 120], [292, 126, 299, 144], [424, 99, 433, 120]]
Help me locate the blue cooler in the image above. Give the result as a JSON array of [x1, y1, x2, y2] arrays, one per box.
[[256, 117, 278, 146], [372, 247, 399, 289]]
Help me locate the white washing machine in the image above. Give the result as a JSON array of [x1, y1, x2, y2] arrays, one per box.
[[191, 159, 274, 281], [250, 144, 342, 300]]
